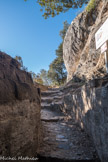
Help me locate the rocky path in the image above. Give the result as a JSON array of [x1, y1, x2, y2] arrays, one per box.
[[38, 89, 100, 162]]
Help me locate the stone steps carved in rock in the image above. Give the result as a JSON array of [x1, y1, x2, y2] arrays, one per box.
[[38, 88, 100, 162]]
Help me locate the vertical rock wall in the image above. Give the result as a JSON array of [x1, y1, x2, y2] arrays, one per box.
[[63, 78, 108, 162], [0, 52, 41, 157], [63, 0, 108, 81]]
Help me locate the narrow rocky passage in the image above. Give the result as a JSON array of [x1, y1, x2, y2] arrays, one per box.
[[38, 89, 100, 162]]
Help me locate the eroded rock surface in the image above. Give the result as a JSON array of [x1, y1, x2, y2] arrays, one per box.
[[63, 77, 108, 162], [0, 52, 41, 157], [39, 75, 108, 162], [63, 1, 108, 160], [38, 88, 100, 162], [63, 0, 108, 81]]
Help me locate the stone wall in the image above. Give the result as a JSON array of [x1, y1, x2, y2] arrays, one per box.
[[63, 78, 108, 162], [0, 52, 41, 157]]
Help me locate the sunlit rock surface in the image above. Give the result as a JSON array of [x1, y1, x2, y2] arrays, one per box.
[[63, 0, 108, 81]]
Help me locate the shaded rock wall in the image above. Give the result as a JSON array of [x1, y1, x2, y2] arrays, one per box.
[[63, 78, 108, 162], [0, 52, 41, 157], [63, 0, 108, 81]]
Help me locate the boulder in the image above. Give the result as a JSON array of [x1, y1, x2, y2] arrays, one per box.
[[0, 51, 41, 157]]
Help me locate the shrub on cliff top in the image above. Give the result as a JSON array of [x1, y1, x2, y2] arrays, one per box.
[[86, 0, 96, 12]]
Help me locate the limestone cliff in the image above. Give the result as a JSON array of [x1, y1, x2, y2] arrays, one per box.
[[63, 0, 108, 81], [0, 51, 41, 157]]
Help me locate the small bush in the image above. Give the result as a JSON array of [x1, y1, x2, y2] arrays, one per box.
[[86, 0, 96, 12]]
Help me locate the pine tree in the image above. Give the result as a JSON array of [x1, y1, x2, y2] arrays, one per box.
[[48, 21, 69, 85], [37, 0, 89, 19], [25, 0, 90, 19]]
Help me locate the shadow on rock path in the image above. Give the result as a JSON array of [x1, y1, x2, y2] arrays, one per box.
[[38, 108, 99, 161]]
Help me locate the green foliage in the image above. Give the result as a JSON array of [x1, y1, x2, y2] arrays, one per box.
[[48, 46, 67, 85], [29, 71, 44, 84], [86, 0, 96, 12], [29, 71, 37, 80], [14, 55, 28, 71], [14, 56, 23, 68], [30, 21, 69, 86], [39, 69, 52, 85], [59, 21, 69, 40], [14, 56, 50, 85], [15, 20, 70, 86], [30, 70, 51, 85], [35, 75, 44, 84], [25, 0, 89, 19], [47, 21, 69, 86]]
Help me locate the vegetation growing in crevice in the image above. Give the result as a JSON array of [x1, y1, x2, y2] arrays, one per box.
[[86, 0, 96, 12], [14, 56, 28, 71]]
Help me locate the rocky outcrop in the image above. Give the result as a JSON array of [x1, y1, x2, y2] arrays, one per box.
[[40, 76, 108, 162], [38, 1, 108, 161], [0, 52, 41, 157], [63, 0, 108, 81], [63, 76, 108, 162], [62, 1, 108, 161], [38, 88, 100, 161]]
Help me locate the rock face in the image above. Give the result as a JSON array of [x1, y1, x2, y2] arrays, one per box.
[[63, 0, 108, 81], [40, 77, 108, 162], [63, 1, 108, 160], [38, 88, 100, 162], [0, 52, 41, 157], [63, 77, 108, 162]]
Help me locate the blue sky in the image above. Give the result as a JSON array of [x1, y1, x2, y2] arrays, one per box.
[[0, 0, 84, 74]]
